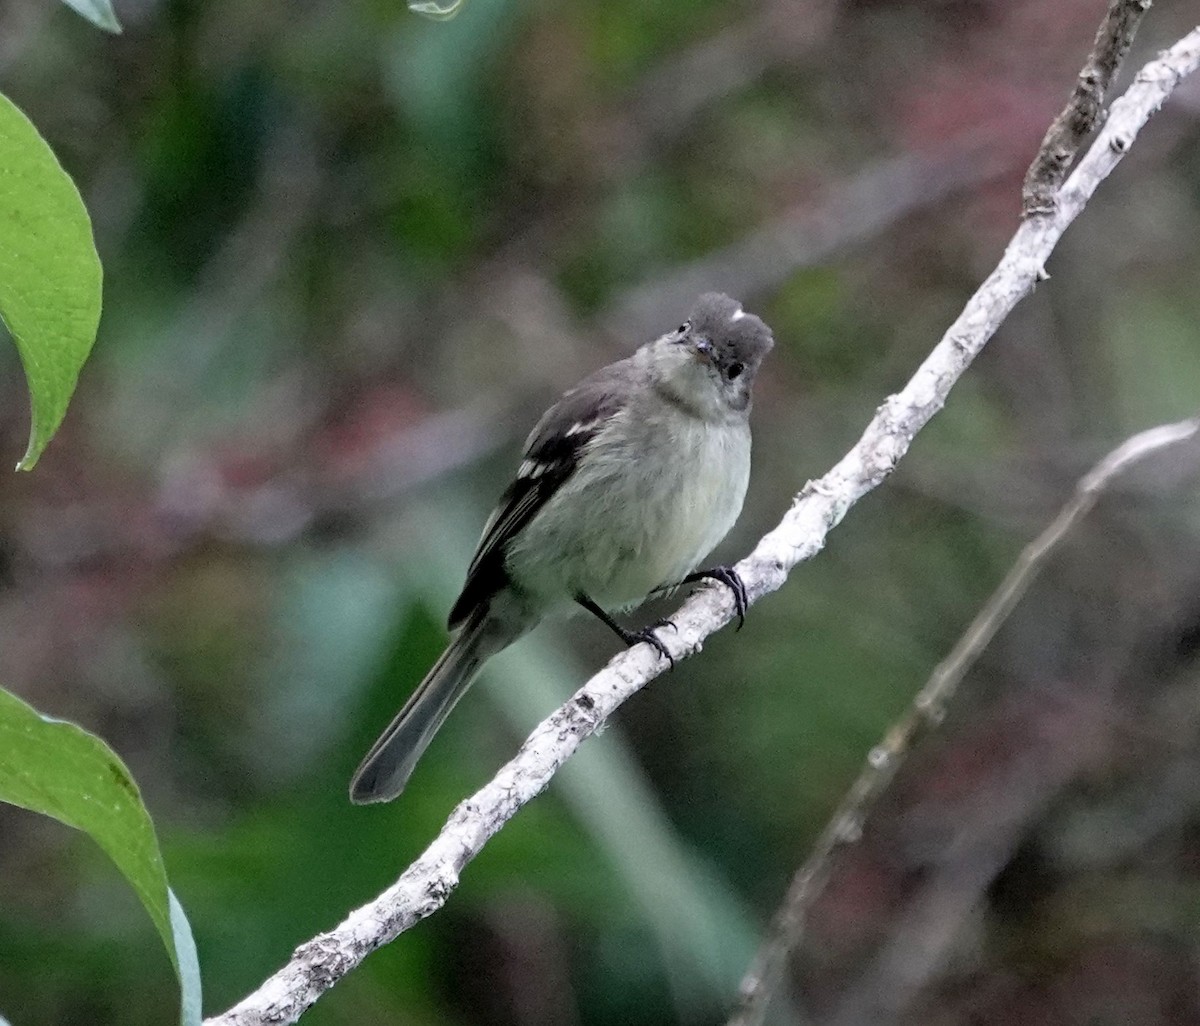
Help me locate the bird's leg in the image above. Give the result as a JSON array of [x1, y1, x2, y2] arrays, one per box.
[[677, 565, 749, 629], [575, 594, 676, 668]]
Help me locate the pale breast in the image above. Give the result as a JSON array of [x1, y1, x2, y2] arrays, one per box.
[[507, 404, 751, 612]]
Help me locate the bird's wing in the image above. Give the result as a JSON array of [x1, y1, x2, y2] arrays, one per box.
[[447, 360, 631, 628]]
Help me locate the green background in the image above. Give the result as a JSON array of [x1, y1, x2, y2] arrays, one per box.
[[3, 1, 1200, 1024]]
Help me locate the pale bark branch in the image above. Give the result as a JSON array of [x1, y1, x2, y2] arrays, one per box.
[[727, 416, 1200, 1026], [204, 25, 1200, 1026]]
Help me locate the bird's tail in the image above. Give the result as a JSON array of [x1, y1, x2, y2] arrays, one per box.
[[349, 608, 521, 804]]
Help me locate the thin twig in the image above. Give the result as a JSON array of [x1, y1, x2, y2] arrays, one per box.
[[204, 27, 1200, 1026], [1022, 0, 1153, 215], [727, 416, 1200, 1026]]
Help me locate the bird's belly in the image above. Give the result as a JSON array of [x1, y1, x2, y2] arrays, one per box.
[[507, 415, 750, 612]]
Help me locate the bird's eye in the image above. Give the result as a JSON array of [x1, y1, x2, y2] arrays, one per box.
[[677, 321, 689, 334], [726, 362, 745, 380]]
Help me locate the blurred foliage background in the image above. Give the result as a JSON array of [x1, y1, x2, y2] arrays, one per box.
[[3, 0, 1200, 1023]]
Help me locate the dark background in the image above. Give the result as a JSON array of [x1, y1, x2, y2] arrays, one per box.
[[2, 0, 1200, 1023]]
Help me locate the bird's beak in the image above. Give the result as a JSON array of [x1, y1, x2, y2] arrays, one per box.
[[693, 338, 714, 364]]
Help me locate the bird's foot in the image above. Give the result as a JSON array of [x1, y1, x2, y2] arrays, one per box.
[[682, 565, 749, 629], [619, 618, 677, 668]]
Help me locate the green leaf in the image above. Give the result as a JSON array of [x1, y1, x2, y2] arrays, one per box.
[[0, 93, 104, 471], [0, 687, 203, 1026], [58, 0, 123, 33]]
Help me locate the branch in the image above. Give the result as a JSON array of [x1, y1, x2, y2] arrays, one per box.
[[205, 26, 1200, 1026], [1022, 0, 1153, 215], [727, 415, 1200, 1026]]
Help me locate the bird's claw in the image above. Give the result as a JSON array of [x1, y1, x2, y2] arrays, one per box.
[[624, 624, 676, 669], [690, 565, 748, 629]]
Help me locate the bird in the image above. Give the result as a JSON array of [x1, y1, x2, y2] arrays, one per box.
[[350, 292, 774, 803]]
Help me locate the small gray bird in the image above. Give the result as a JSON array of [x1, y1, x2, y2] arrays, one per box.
[[350, 292, 774, 804]]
